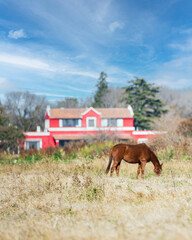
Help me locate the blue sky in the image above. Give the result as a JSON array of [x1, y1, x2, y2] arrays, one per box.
[[0, 0, 192, 101]]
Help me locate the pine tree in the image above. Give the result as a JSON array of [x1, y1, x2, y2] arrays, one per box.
[[123, 78, 167, 130], [92, 72, 108, 108]]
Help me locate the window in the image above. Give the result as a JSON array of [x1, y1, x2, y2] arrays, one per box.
[[87, 117, 96, 128], [137, 138, 148, 143], [61, 119, 81, 127], [102, 118, 123, 127], [88, 119, 95, 127], [26, 141, 41, 150], [108, 119, 117, 127]]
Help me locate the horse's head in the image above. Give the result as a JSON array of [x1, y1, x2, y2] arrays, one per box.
[[154, 163, 163, 176]]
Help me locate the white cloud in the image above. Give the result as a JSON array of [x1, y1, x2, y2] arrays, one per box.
[[169, 37, 192, 52], [0, 77, 14, 91], [0, 77, 7, 85], [66, 85, 93, 93], [0, 53, 54, 71], [63, 70, 98, 79], [180, 28, 192, 34], [34, 92, 75, 98], [109, 21, 124, 32], [147, 55, 192, 89], [8, 29, 27, 39]]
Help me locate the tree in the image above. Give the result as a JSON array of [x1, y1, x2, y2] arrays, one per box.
[[0, 103, 24, 153], [177, 118, 192, 137], [157, 87, 192, 118], [123, 78, 167, 130], [0, 125, 24, 153], [79, 96, 93, 108], [56, 98, 79, 108], [92, 72, 108, 108], [0, 102, 7, 126], [99, 87, 126, 108], [5, 91, 48, 131]]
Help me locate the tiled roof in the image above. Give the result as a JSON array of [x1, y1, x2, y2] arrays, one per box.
[[50, 107, 132, 119], [53, 135, 87, 140], [50, 108, 84, 119], [97, 108, 132, 118], [53, 133, 133, 140]]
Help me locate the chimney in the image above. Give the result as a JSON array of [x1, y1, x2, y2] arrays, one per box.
[[37, 126, 41, 132], [128, 105, 134, 116], [46, 105, 51, 116]]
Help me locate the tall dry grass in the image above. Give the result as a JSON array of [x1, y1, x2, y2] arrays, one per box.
[[0, 156, 192, 240]]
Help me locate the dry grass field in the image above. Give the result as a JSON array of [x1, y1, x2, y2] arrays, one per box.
[[0, 157, 192, 240]]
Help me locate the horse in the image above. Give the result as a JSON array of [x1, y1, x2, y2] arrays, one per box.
[[106, 143, 163, 179]]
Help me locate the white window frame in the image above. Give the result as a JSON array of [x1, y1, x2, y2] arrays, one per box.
[[101, 118, 108, 127], [59, 119, 62, 127], [117, 119, 123, 127], [24, 139, 42, 150], [137, 138, 148, 143], [77, 119, 82, 127], [86, 117, 97, 128], [59, 119, 82, 127]]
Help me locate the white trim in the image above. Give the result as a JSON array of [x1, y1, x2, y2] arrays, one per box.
[[81, 107, 101, 116], [86, 117, 96, 128], [101, 118, 108, 127], [128, 105, 134, 116], [24, 132, 50, 136], [137, 138, 148, 143], [117, 119, 123, 127], [59, 119, 62, 127], [49, 127, 135, 131], [46, 105, 51, 116], [132, 131, 164, 135], [77, 119, 82, 127], [45, 119, 49, 131]]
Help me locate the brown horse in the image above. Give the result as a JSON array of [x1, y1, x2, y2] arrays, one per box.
[[106, 143, 163, 179]]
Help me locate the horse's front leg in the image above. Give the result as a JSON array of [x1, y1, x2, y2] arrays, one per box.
[[141, 161, 146, 179], [136, 163, 141, 179]]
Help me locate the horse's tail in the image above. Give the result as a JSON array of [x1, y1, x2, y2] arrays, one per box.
[[106, 149, 113, 174]]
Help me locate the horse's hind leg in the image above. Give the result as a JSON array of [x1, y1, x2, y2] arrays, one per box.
[[110, 159, 120, 177], [136, 163, 141, 179], [141, 161, 146, 179], [116, 161, 121, 177]]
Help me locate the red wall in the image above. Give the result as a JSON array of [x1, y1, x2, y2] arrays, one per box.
[[50, 119, 59, 128], [45, 113, 49, 120], [124, 118, 134, 127], [25, 135, 56, 148]]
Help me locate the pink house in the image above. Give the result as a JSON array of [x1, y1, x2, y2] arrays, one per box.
[[24, 105, 159, 150]]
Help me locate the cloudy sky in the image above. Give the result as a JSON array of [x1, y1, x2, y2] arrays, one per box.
[[0, 0, 192, 101]]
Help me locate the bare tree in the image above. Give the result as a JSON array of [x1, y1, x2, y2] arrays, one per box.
[[5, 91, 48, 131], [100, 87, 126, 108], [56, 98, 79, 108], [158, 87, 192, 118], [79, 96, 93, 108]]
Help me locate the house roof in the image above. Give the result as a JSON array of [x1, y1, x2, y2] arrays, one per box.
[[49, 107, 133, 119], [53, 134, 87, 140], [53, 133, 133, 140]]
